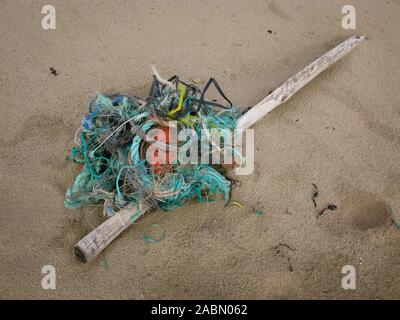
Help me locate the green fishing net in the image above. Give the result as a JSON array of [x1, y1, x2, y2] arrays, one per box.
[[65, 75, 242, 213]]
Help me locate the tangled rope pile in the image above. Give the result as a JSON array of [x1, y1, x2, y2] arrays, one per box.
[[65, 70, 243, 214]]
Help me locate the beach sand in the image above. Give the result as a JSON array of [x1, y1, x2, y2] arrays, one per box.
[[1, 0, 399, 299]]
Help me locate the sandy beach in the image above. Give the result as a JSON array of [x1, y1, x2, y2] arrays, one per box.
[[1, 0, 399, 299]]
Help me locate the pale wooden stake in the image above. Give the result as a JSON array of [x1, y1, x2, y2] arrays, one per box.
[[237, 35, 365, 130], [75, 201, 152, 263]]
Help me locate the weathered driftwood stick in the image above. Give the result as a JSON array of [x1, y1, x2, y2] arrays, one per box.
[[74, 35, 365, 263], [74, 201, 152, 263], [236, 35, 365, 130]]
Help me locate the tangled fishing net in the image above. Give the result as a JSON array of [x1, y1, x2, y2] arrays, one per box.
[[65, 69, 244, 214]]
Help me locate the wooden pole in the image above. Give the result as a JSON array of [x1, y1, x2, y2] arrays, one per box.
[[74, 201, 152, 263], [237, 35, 365, 130], [74, 35, 365, 263]]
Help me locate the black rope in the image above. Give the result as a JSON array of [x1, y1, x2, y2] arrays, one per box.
[[147, 75, 233, 119], [192, 77, 233, 112]]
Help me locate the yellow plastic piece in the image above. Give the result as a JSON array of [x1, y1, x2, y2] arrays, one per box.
[[167, 83, 186, 117]]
